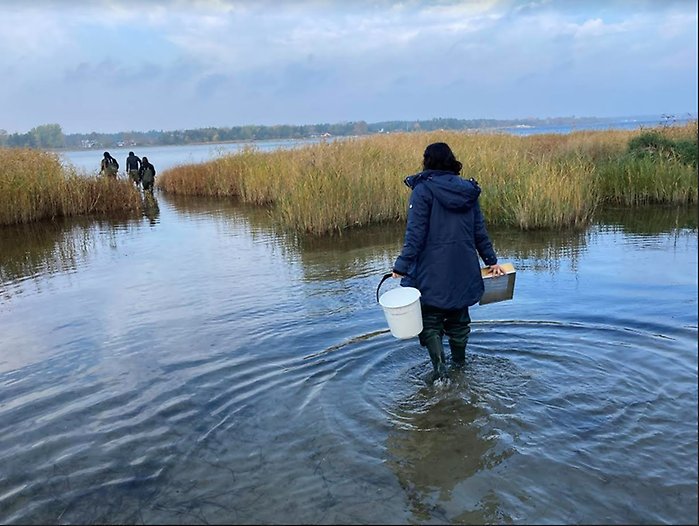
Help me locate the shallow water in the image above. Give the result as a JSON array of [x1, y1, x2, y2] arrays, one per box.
[[0, 198, 697, 524]]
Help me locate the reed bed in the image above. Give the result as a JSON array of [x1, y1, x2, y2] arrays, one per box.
[[595, 156, 697, 206], [159, 122, 697, 235], [0, 148, 142, 226]]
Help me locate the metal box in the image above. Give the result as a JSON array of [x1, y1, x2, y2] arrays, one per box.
[[479, 262, 516, 305]]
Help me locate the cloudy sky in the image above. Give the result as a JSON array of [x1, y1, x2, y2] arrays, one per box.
[[1, 0, 696, 134]]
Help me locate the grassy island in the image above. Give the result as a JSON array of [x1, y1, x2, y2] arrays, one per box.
[[157, 123, 697, 235]]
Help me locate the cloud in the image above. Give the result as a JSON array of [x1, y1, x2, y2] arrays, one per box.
[[0, 0, 696, 133], [195, 73, 231, 98]]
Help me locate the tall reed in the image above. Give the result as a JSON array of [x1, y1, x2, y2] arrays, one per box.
[[154, 122, 698, 235], [0, 148, 142, 226], [595, 156, 697, 206]]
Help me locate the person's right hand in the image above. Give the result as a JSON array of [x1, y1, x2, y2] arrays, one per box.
[[392, 272, 403, 279], [488, 264, 506, 276]]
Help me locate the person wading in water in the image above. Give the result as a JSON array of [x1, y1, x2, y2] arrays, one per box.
[[139, 156, 156, 193], [126, 151, 142, 187], [391, 142, 504, 381], [100, 152, 119, 178]]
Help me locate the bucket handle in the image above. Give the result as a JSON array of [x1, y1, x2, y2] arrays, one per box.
[[376, 272, 394, 303]]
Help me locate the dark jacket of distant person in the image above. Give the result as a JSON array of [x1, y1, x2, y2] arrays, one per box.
[[126, 152, 141, 172], [100, 152, 119, 177], [139, 157, 156, 190]]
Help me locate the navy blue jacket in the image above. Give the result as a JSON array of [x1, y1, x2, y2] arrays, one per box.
[[393, 169, 498, 309]]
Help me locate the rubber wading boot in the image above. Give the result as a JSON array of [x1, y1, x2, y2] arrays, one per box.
[[451, 344, 466, 369], [425, 336, 448, 380]]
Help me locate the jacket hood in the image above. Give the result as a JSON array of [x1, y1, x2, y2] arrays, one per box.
[[404, 169, 481, 211]]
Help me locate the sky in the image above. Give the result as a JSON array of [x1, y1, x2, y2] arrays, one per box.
[[0, 0, 696, 134]]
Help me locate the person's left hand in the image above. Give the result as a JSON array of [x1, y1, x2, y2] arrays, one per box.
[[392, 272, 403, 279], [488, 264, 506, 276]]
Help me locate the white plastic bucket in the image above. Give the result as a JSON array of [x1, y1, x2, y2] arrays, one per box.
[[379, 286, 423, 339]]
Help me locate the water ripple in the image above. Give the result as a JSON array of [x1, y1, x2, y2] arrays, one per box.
[[0, 205, 696, 524]]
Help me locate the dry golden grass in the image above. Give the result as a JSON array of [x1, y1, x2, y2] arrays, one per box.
[[0, 148, 142, 226], [159, 122, 696, 235], [6, 123, 694, 233]]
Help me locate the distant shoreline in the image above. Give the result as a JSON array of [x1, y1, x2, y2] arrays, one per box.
[[3, 114, 696, 152], [52, 117, 699, 154]]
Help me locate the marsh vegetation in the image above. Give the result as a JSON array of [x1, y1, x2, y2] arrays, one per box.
[[157, 123, 697, 234], [2, 123, 696, 233], [0, 149, 142, 226]]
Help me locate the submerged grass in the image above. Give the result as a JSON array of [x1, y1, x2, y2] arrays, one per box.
[[159, 122, 697, 235], [0, 148, 142, 226]]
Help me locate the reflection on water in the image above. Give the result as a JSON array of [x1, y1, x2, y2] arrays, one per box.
[[161, 193, 279, 242], [0, 200, 696, 524], [142, 193, 160, 226], [8, 198, 690, 295], [295, 222, 405, 282], [490, 227, 589, 275], [0, 217, 141, 301], [596, 204, 698, 234], [386, 387, 511, 523], [0, 220, 90, 286]]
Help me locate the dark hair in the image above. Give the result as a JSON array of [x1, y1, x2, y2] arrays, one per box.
[[423, 142, 462, 174], [129, 151, 134, 156], [103, 151, 110, 158]]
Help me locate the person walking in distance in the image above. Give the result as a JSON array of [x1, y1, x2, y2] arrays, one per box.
[[139, 156, 156, 193], [100, 152, 119, 178], [391, 142, 505, 381], [125, 151, 142, 187]]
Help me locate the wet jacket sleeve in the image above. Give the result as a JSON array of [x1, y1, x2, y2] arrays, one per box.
[[474, 201, 497, 266], [393, 185, 431, 276]]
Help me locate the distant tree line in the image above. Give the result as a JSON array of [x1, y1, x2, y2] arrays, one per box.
[[0, 124, 66, 149], [0, 116, 658, 150]]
